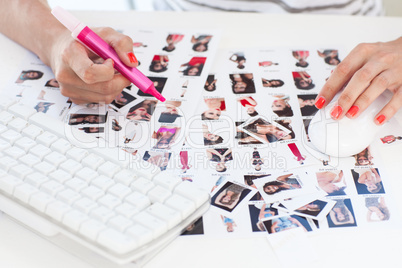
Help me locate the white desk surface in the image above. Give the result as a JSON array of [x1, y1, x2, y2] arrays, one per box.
[[1, 11, 402, 268]]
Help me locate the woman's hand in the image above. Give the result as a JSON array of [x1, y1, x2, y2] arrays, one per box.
[[50, 27, 138, 104], [315, 37, 402, 125]]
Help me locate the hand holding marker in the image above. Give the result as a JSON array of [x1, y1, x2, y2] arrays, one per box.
[[51, 6, 165, 102]]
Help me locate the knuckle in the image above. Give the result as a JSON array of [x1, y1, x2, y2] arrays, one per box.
[[81, 67, 97, 84], [375, 74, 389, 89], [336, 62, 351, 77], [96, 27, 114, 36], [356, 42, 375, 54], [338, 92, 354, 105], [377, 51, 395, 65], [356, 68, 372, 82], [357, 93, 371, 105], [115, 35, 134, 49]]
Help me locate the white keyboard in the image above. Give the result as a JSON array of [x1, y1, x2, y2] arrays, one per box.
[[0, 96, 209, 266]]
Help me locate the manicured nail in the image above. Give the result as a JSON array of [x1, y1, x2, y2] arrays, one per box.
[[315, 96, 326, 109], [127, 52, 138, 64], [330, 105, 343, 120], [375, 114, 386, 125], [346, 105, 359, 118]]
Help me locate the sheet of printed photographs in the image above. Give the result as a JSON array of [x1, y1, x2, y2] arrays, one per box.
[[175, 47, 402, 238], [6, 28, 220, 172]]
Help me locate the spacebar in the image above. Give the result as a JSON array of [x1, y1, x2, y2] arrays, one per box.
[[0, 195, 60, 236]]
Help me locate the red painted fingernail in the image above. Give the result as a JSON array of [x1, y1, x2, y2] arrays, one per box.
[[315, 96, 326, 109], [127, 52, 138, 64], [330, 105, 343, 120], [375, 114, 386, 125], [346, 105, 359, 118]]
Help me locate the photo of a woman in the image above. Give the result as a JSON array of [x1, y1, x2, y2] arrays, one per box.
[[240, 117, 295, 144], [203, 124, 224, 146], [212, 181, 251, 212], [262, 173, 301, 195], [292, 71, 315, 90], [15, 70, 44, 83], [229, 73, 256, 94], [206, 148, 233, 172], [271, 95, 293, 117], [327, 199, 356, 227]]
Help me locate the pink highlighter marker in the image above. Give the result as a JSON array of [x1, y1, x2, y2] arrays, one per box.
[[51, 6, 165, 102]]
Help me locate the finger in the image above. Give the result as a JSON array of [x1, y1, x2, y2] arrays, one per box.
[[66, 41, 115, 84], [314, 45, 368, 110], [60, 73, 131, 104], [95, 27, 138, 67], [345, 69, 391, 118], [374, 86, 402, 125]]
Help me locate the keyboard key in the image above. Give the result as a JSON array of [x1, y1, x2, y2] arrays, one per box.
[[126, 224, 153, 248], [164, 194, 196, 219], [62, 210, 89, 231], [107, 183, 131, 199], [45, 200, 71, 221], [1, 129, 22, 144], [0, 138, 11, 151], [174, 182, 210, 207], [59, 159, 82, 175], [44, 151, 67, 167], [132, 211, 168, 239], [147, 185, 171, 204], [30, 144, 52, 159], [50, 138, 73, 154], [152, 173, 181, 191], [82, 153, 105, 169], [79, 219, 107, 241], [49, 169, 72, 184], [108, 215, 133, 232], [0, 156, 18, 171], [74, 197, 98, 214], [113, 169, 137, 186], [29, 192, 55, 212], [90, 206, 116, 223], [0, 111, 14, 125], [8, 103, 36, 120], [81, 185, 104, 201], [41, 180, 65, 196], [97, 161, 121, 178], [57, 188, 81, 205], [9, 164, 33, 179], [34, 161, 56, 175], [65, 147, 89, 162], [13, 183, 38, 203], [65, 178, 88, 192], [4, 146, 26, 159], [0, 96, 16, 110], [124, 192, 151, 211], [0, 174, 23, 194], [75, 167, 99, 182], [97, 194, 121, 210], [7, 117, 28, 132], [131, 177, 155, 195], [25, 172, 49, 187], [14, 136, 36, 152], [36, 131, 58, 147], [114, 203, 139, 219], [97, 228, 138, 255], [21, 124, 43, 139], [28, 111, 65, 134], [146, 203, 182, 229], [91, 175, 114, 191]]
